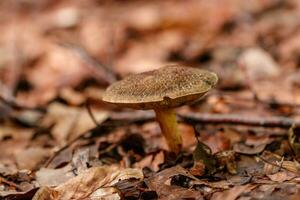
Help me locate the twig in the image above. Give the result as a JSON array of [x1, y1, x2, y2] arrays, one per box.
[[88, 111, 300, 128], [59, 42, 117, 85], [85, 99, 100, 126], [106, 111, 300, 128], [180, 113, 300, 128], [0, 176, 21, 190], [257, 155, 296, 174], [87, 110, 300, 129], [277, 156, 284, 172]]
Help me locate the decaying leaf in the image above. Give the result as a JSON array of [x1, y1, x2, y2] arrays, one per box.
[[211, 184, 257, 200], [192, 140, 217, 175], [190, 160, 206, 176], [239, 48, 280, 81], [267, 171, 297, 182], [16, 147, 51, 171], [89, 187, 120, 200], [33, 166, 143, 200], [215, 150, 237, 174], [36, 165, 75, 187], [42, 102, 108, 145], [233, 142, 266, 155], [145, 165, 203, 200], [32, 187, 59, 200], [1, 188, 39, 200], [281, 161, 300, 174]]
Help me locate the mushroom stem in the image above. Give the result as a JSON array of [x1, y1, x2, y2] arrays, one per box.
[[154, 108, 182, 154]]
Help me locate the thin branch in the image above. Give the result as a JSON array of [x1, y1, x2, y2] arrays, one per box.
[[105, 111, 300, 128], [59, 42, 117, 85], [180, 113, 299, 128], [0, 176, 22, 190], [257, 155, 297, 174], [85, 99, 100, 126]]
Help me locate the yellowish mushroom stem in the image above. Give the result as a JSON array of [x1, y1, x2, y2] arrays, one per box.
[[154, 108, 182, 154]]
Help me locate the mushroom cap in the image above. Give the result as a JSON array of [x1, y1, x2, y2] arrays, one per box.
[[102, 65, 218, 109]]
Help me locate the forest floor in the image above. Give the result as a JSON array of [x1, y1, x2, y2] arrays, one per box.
[[1, 0, 300, 199]]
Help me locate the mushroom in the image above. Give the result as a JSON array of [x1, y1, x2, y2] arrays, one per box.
[[102, 65, 218, 154]]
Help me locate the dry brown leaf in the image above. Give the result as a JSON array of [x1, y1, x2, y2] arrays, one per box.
[[114, 31, 184, 75], [36, 165, 75, 187], [233, 143, 266, 155], [190, 160, 206, 176], [215, 150, 237, 174], [278, 31, 300, 68], [239, 48, 280, 81], [158, 186, 203, 200], [17, 44, 91, 106], [267, 171, 298, 183], [134, 150, 164, 172], [281, 161, 300, 174], [72, 145, 99, 174], [33, 166, 143, 200], [33, 187, 59, 200], [16, 147, 51, 170], [0, 163, 18, 177], [58, 87, 85, 106], [145, 165, 204, 199], [90, 187, 120, 200], [42, 102, 108, 145], [211, 184, 256, 200], [42, 6, 80, 30], [202, 131, 231, 154], [261, 152, 283, 175]]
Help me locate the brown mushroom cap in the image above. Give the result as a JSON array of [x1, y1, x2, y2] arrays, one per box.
[[102, 65, 218, 109]]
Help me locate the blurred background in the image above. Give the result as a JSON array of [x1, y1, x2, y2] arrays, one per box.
[[0, 0, 299, 108]]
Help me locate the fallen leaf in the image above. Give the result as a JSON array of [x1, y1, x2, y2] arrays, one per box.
[[34, 166, 143, 200], [238, 47, 280, 81], [193, 140, 217, 175], [42, 102, 108, 145], [36, 165, 75, 187], [211, 184, 256, 200], [267, 171, 297, 182], [90, 187, 120, 200], [215, 150, 237, 174], [202, 131, 231, 154], [233, 143, 266, 155], [190, 160, 206, 176], [281, 161, 300, 174], [72, 145, 99, 174], [16, 147, 51, 171], [145, 165, 204, 199], [32, 187, 59, 200], [1, 188, 39, 200], [58, 87, 85, 106]]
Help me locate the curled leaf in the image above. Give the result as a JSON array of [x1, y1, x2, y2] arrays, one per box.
[[193, 140, 217, 175]]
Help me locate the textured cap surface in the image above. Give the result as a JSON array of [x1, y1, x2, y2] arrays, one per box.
[[102, 65, 218, 109]]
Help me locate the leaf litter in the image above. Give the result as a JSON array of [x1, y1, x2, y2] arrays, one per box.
[[1, 0, 300, 199]]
